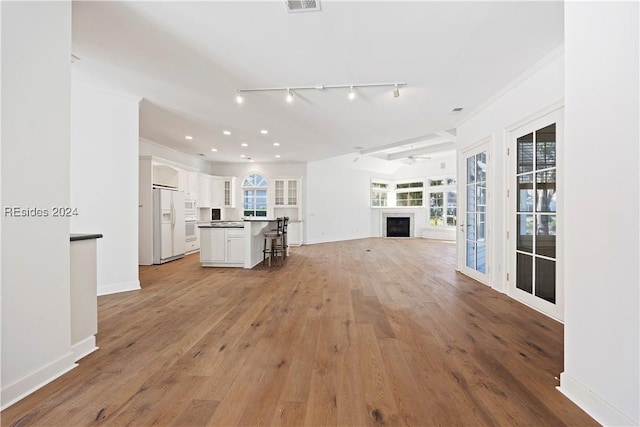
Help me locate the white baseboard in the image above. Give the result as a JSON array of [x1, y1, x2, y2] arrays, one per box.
[[98, 279, 140, 296], [1, 352, 77, 410], [421, 228, 456, 240], [558, 372, 638, 426], [305, 234, 371, 245], [71, 336, 99, 362]]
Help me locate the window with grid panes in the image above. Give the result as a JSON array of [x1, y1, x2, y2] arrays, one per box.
[[242, 173, 268, 217], [395, 181, 423, 206], [428, 177, 457, 227], [371, 181, 389, 207]]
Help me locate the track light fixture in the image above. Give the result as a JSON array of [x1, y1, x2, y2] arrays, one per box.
[[235, 82, 406, 103]]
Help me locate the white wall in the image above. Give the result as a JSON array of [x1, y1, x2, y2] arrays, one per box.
[[1, 1, 76, 409], [306, 152, 458, 244], [209, 161, 306, 178], [456, 47, 564, 293], [306, 154, 374, 244], [70, 83, 140, 295], [560, 3, 639, 426], [140, 138, 209, 172]]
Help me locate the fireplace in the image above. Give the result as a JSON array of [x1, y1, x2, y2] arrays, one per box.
[[386, 217, 410, 237], [381, 212, 415, 237]]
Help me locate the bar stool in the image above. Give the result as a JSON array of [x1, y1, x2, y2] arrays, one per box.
[[282, 217, 289, 259], [263, 218, 285, 266]]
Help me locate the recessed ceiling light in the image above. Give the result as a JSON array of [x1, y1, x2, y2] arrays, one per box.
[[236, 93, 244, 104], [223, 130, 231, 135], [211, 148, 218, 152], [275, 154, 281, 158], [185, 135, 193, 140], [273, 142, 280, 146], [249, 159, 255, 163], [241, 143, 248, 147], [260, 129, 268, 135], [240, 154, 246, 158]]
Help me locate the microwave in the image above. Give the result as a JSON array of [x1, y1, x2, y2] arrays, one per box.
[[185, 199, 197, 211]]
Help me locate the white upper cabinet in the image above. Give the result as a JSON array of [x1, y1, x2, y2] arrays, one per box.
[[152, 164, 179, 189], [274, 178, 299, 206], [197, 174, 236, 208], [179, 169, 198, 199], [197, 174, 213, 207], [211, 177, 225, 208], [223, 178, 235, 207]]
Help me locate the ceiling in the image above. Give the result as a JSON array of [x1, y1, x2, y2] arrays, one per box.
[[71, 1, 563, 164]]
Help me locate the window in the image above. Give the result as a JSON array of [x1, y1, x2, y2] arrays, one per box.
[[429, 191, 457, 226], [395, 181, 423, 206], [371, 181, 389, 207], [428, 177, 457, 227], [242, 173, 268, 217]]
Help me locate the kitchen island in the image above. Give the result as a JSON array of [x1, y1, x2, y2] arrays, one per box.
[[199, 219, 281, 268]]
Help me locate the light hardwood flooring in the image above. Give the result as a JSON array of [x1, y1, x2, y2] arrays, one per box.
[[2, 238, 598, 426]]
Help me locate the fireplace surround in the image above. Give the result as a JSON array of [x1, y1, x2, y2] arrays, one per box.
[[381, 212, 415, 237]]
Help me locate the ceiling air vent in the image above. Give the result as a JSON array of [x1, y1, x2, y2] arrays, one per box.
[[285, 0, 321, 13]]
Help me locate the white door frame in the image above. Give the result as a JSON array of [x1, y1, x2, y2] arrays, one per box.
[[458, 138, 492, 285], [506, 105, 564, 321]]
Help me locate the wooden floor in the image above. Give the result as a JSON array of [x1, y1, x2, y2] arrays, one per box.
[[2, 238, 597, 426]]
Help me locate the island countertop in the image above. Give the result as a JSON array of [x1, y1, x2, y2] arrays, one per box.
[[198, 221, 244, 228]]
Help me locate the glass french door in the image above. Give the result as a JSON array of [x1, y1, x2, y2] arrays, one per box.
[[508, 109, 563, 320], [460, 142, 490, 284]]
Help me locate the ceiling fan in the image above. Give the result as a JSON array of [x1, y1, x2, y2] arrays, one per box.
[[403, 155, 431, 165]]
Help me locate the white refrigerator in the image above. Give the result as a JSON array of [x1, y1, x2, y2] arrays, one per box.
[[153, 188, 186, 264]]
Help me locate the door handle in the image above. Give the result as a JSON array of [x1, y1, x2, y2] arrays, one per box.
[[460, 222, 465, 233]]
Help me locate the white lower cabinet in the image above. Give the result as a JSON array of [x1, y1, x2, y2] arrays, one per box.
[[186, 240, 199, 253], [226, 229, 245, 263], [288, 221, 302, 246], [200, 227, 244, 267]]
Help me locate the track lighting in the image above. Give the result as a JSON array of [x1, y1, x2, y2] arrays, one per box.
[[235, 82, 406, 104]]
